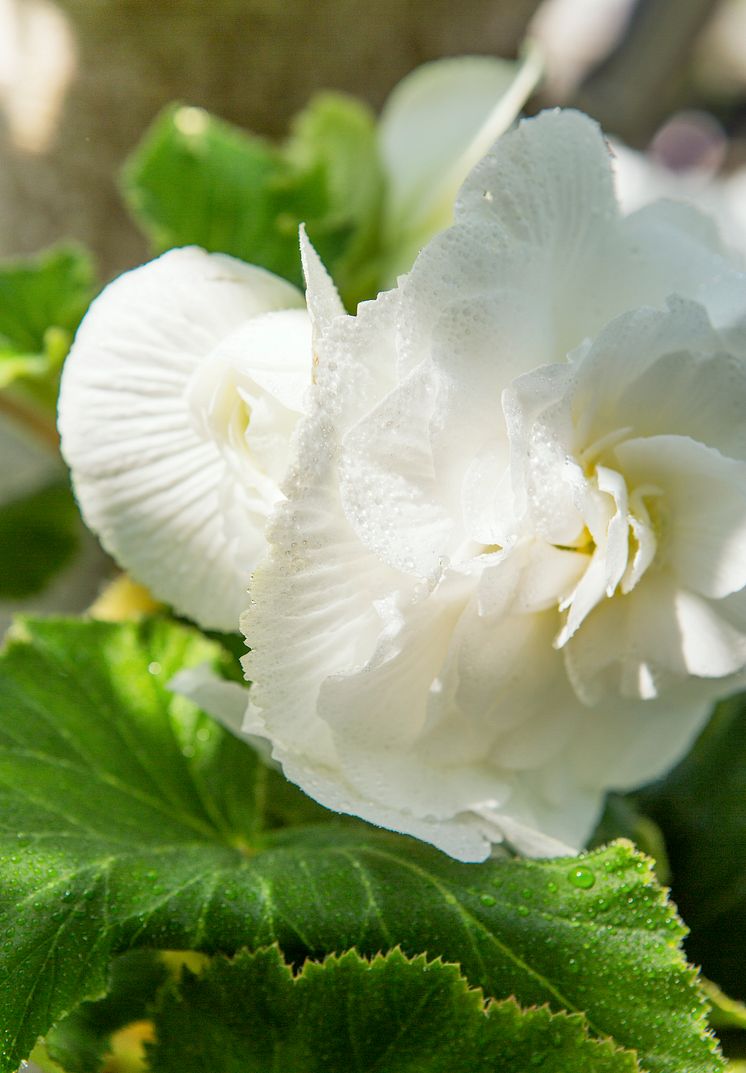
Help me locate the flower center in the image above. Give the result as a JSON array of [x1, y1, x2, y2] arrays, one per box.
[[186, 351, 254, 463], [553, 453, 662, 648]]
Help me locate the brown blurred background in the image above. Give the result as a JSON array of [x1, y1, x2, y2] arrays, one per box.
[[1, 0, 745, 281]]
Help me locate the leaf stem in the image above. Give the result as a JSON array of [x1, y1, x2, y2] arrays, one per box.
[[0, 390, 59, 453]]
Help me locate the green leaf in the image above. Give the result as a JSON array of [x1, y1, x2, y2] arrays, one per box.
[[590, 795, 670, 885], [149, 946, 638, 1073], [0, 245, 96, 404], [45, 950, 167, 1073], [0, 481, 79, 598], [284, 92, 384, 306], [635, 697, 746, 1001], [122, 99, 384, 307], [0, 618, 722, 1073], [122, 105, 300, 281]]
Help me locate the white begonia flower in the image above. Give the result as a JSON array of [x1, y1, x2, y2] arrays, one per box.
[[58, 58, 539, 634], [241, 109, 746, 862], [58, 247, 310, 630]]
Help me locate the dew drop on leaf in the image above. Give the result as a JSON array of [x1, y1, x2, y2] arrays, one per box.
[[479, 893, 496, 907], [567, 866, 595, 890]]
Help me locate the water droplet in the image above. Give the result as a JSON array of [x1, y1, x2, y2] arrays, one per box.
[[517, 905, 530, 917], [567, 958, 580, 974], [479, 893, 496, 907], [546, 881, 558, 893], [567, 866, 595, 890], [521, 888, 533, 900], [148, 661, 162, 675]]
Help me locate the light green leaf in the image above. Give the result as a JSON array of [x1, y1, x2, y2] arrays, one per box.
[[122, 98, 384, 306], [636, 696, 746, 1001], [0, 245, 96, 404], [149, 946, 638, 1073], [0, 481, 79, 598], [122, 105, 298, 278], [0, 618, 722, 1073], [284, 92, 384, 305]]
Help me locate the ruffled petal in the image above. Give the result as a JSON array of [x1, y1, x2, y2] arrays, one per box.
[[338, 363, 454, 577], [614, 434, 746, 598], [564, 569, 746, 705], [571, 299, 746, 462]]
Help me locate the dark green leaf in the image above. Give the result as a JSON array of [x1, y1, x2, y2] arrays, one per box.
[[0, 481, 79, 598], [149, 946, 638, 1073], [635, 697, 746, 1000], [0, 245, 96, 402], [0, 618, 722, 1073], [45, 950, 167, 1073]]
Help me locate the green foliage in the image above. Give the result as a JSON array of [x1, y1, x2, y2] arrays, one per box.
[[0, 481, 79, 598], [122, 96, 384, 308], [148, 946, 638, 1073], [0, 245, 95, 405], [45, 950, 167, 1073], [0, 618, 722, 1073], [636, 697, 746, 1001]]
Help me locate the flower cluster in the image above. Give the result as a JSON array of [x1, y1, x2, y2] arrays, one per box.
[[60, 108, 746, 860]]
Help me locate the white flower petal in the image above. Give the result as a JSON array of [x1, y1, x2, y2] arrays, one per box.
[[566, 681, 718, 794], [210, 308, 312, 414], [59, 247, 306, 630], [299, 225, 346, 329], [398, 111, 622, 382], [615, 434, 746, 598], [338, 363, 454, 577], [565, 569, 746, 706], [242, 293, 408, 765], [571, 299, 746, 462], [169, 663, 250, 737]]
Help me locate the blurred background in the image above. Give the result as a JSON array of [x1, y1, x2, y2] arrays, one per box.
[[0, 0, 745, 278]]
